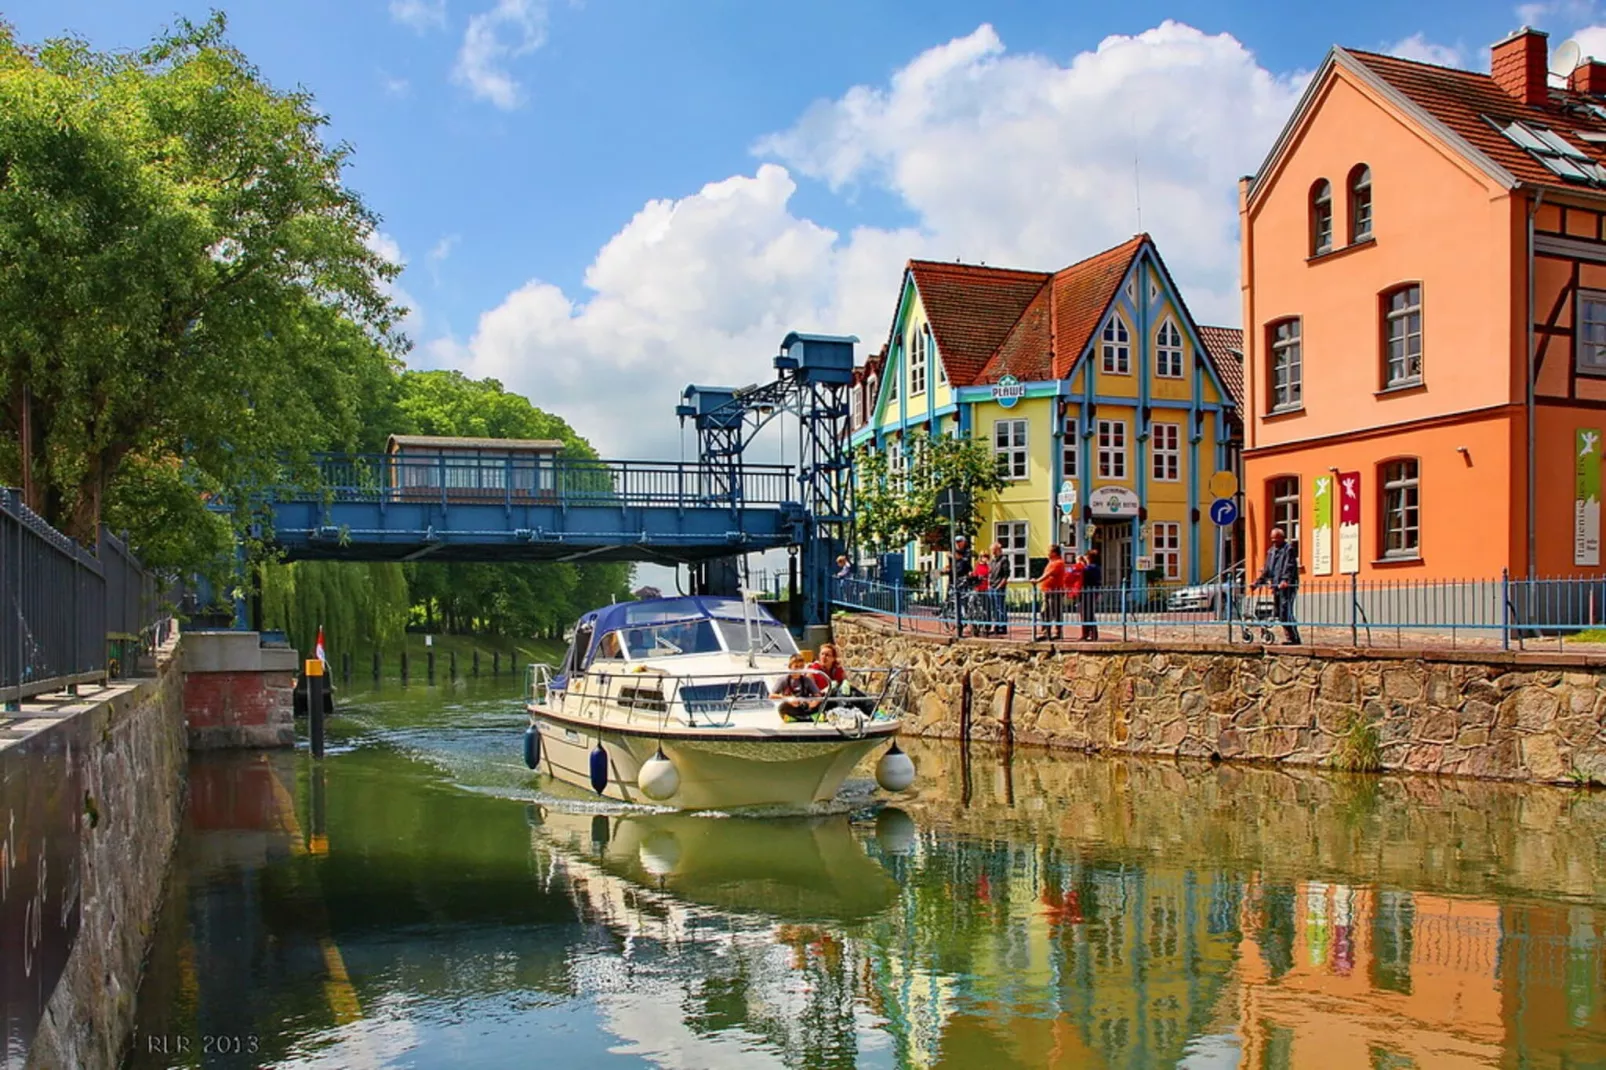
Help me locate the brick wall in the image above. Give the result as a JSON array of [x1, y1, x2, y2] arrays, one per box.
[[182, 671, 295, 750]]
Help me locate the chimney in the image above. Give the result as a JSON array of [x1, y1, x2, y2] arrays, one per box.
[[1492, 27, 1550, 106], [1570, 58, 1606, 96]]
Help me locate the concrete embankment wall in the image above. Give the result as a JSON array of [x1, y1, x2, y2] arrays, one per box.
[[7, 642, 187, 1070], [835, 615, 1606, 784]]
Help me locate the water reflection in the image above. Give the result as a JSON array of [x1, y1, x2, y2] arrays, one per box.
[[124, 680, 1606, 1068]]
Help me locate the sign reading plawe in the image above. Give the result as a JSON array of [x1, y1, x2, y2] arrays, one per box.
[[1311, 475, 1334, 576], [1337, 471, 1361, 575]]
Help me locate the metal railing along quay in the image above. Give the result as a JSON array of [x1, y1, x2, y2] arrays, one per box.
[[831, 571, 1606, 650], [0, 489, 165, 705]]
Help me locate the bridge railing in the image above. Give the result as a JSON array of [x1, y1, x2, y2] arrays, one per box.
[[282, 454, 795, 509]]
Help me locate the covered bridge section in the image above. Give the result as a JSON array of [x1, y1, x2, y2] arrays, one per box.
[[263, 438, 803, 565]]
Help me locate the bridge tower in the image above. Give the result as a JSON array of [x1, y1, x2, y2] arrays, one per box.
[[677, 332, 856, 628]]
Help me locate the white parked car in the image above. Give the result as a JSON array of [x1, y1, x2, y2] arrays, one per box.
[[1166, 567, 1244, 613]]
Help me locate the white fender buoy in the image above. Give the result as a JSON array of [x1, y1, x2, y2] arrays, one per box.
[[639, 830, 682, 878], [875, 741, 916, 793], [637, 748, 680, 802]]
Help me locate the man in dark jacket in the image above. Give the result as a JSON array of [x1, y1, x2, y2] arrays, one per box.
[[949, 536, 975, 637], [1079, 547, 1101, 641], [1253, 527, 1301, 645], [986, 541, 1010, 635]]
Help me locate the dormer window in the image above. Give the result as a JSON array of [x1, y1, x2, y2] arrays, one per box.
[[1311, 180, 1334, 256], [1349, 165, 1373, 243]]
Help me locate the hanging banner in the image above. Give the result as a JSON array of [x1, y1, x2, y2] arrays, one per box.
[[1337, 470, 1361, 575], [1311, 474, 1334, 576], [1577, 429, 1602, 567]]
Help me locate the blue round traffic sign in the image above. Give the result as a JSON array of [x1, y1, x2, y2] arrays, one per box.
[[1209, 498, 1238, 526]]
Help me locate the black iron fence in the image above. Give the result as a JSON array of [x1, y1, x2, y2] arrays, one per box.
[[832, 571, 1606, 650], [0, 489, 165, 705]]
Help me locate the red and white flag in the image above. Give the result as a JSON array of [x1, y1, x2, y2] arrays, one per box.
[[314, 626, 328, 670]]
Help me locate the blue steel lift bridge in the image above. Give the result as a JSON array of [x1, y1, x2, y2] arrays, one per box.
[[258, 333, 857, 627]]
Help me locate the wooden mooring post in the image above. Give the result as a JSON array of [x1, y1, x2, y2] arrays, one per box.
[[427, 651, 436, 684], [401, 651, 409, 684], [372, 650, 381, 682], [473, 650, 480, 677], [1001, 678, 1016, 750], [449, 650, 458, 680], [493, 652, 500, 676], [960, 668, 973, 744]]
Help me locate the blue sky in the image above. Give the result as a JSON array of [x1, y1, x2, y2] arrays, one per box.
[[7, 0, 1600, 460]]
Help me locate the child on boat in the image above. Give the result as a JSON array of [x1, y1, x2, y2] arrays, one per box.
[[771, 654, 824, 722]]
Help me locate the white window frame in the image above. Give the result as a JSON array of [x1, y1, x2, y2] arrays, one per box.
[[1312, 180, 1333, 256], [933, 329, 947, 386], [1270, 476, 1301, 552], [1151, 422, 1181, 482], [887, 363, 899, 403], [1152, 522, 1181, 580], [1383, 285, 1422, 388], [1351, 166, 1373, 243], [1381, 459, 1420, 559], [994, 419, 1028, 481], [888, 442, 907, 486], [1579, 290, 1606, 374], [1155, 320, 1184, 379], [994, 520, 1029, 581], [1097, 419, 1127, 480], [1270, 319, 1302, 411], [909, 328, 927, 396], [1061, 414, 1079, 481], [1101, 317, 1131, 375]]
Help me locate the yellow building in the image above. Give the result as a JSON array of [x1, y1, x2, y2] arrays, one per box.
[[849, 235, 1244, 589]]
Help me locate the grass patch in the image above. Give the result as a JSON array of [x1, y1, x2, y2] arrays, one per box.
[[1571, 629, 1606, 644], [1328, 709, 1382, 773]]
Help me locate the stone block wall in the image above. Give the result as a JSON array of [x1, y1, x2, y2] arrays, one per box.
[[23, 640, 187, 1070], [835, 616, 1606, 784]]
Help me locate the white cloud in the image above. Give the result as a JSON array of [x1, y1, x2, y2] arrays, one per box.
[[364, 231, 426, 344], [428, 22, 1304, 460], [1517, 0, 1598, 28], [428, 234, 459, 264], [1386, 33, 1467, 68], [390, 0, 447, 33], [1571, 25, 1606, 60], [380, 73, 411, 97], [453, 0, 548, 109]]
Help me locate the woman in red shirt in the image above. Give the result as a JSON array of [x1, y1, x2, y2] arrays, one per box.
[[1034, 544, 1069, 641]]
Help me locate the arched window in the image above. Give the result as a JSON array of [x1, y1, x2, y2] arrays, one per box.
[[1381, 284, 1422, 387], [1267, 317, 1302, 411], [1349, 165, 1373, 243], [931, 327, 946, 386], [1101, 317, 1130, 374], [1311, 179, 1334, 256], [1379, 458, 1420, 558], [1268, 476, 1301, 552], [909, 327, 927, 395], [1155, 319, 1184, 378]]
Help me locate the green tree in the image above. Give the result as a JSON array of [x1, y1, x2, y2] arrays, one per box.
[[854, 430, 1005, 555], [0, 15, 403, 558]]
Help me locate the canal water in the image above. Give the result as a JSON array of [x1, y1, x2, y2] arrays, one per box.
[[124, 676, 1606, 1069]]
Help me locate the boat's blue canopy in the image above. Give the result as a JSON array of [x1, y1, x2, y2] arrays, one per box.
[[553, 596, 783, 685]]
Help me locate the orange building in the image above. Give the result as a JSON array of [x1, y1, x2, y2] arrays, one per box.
[[1241, 29, 1606, 581]]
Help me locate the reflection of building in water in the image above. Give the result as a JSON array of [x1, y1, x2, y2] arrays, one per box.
[[1232, 879, 1587, 1068]]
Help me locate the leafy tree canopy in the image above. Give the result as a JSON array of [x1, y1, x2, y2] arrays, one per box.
[[0, 14, 403, 560], [854, 430, 1005, 556]]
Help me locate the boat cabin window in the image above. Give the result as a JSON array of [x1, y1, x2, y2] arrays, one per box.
[[567, 622, 594, 674], [713, 618, 797, 657], [621, 620, 720, 658], [596, 631, 625, 661]]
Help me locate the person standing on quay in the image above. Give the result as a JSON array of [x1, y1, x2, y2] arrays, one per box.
[[1253, 527, 1301, 645], [1035, 544, 1069, 641], [950, 535, 975, 637], [1080, 548, 1102, 641], [986, 541, 1010, 636]]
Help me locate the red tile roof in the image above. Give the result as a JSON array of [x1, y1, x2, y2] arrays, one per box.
[[1197, 325, 1244, 407], [905, 261, 1050, 386], [907, 236, 1148, 388], [1339, 47, 1606, 196]]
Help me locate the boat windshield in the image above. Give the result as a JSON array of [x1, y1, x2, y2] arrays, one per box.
[[619, 620, 722, 658], [713, 618, 797, 657]]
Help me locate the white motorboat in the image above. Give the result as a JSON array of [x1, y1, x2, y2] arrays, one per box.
[[523, 595, 914, 810]]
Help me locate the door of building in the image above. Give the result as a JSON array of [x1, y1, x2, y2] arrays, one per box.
[[1093, 522, 1133, 591]]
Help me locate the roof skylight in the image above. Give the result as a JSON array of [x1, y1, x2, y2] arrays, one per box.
[[1488, 116, 1606, 186]]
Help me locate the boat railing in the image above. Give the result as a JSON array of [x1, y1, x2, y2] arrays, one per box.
[[538, 665, 909, 731], [527, 661, 558, 706]]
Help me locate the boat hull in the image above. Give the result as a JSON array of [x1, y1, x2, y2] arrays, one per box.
[[527, 703, 897, 810]]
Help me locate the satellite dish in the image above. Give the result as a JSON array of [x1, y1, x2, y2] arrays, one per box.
[[1553, 39, 1583, 77]]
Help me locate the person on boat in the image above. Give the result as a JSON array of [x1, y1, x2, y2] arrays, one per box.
[[771, 654, 824, 721], [808, 642, 847, 691]]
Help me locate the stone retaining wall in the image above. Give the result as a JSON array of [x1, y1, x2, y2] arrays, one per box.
[[22, 639, 187, 1070], [834, 616, 1606, 784]]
